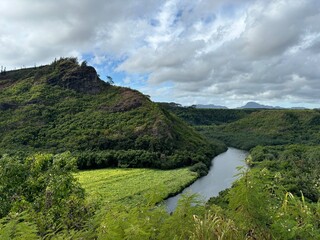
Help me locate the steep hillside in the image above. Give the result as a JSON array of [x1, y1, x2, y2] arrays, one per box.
[[0, 58, 225, 169]]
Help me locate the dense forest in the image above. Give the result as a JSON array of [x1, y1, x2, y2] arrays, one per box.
[[161, 104, 320, 149], [0, 60, 319, 239]]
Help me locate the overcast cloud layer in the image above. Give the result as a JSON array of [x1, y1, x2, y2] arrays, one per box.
[[1, 0, 319, 107]]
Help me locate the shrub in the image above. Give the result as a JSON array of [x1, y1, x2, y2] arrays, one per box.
[[189, 162, 209, 177]]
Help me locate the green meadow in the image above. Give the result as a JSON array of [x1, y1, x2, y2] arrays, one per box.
[[76, 168, 198, 206]]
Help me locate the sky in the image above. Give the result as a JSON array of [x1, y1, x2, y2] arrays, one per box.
[[0, 0, 320, 108]]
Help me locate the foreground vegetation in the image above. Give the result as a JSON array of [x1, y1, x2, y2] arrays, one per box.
[[90, 145, 320, 239], [1, 145, 318, 239], [0, 153, 94, 238]]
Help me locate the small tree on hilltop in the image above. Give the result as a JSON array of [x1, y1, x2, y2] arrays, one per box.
[[107, 76, 114, 85]]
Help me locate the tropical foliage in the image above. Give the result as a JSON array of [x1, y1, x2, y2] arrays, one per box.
[[0, 152, 93, 238]]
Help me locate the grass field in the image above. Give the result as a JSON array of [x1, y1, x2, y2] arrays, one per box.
[[76, 168, 198, 206]]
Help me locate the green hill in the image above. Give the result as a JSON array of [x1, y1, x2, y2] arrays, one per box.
[[197, 109, 320, 150], [160, 104, 320, 150], [0, 58, 225, 169]]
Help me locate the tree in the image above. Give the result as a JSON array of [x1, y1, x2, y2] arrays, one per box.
[[0, 66, 6, 75], [0, 152, 93, 237], [81, 60, 87, 67], [107, 76, 114, 85]]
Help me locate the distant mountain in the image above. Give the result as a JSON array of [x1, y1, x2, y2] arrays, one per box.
[[239, 102, 282, 109], [195, 104, 228, 109], [239, 102, 309, 109]]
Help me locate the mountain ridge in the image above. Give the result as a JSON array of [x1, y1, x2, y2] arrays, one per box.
[[238, 101, 308, 109], [238, 101, 278, 109]]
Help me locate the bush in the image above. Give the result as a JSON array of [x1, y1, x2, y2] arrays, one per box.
[[189, 162, 209, 177], [0, 152, 93, 236]]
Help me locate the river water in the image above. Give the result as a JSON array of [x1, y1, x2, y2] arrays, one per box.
[[165, 147, 248, 212]]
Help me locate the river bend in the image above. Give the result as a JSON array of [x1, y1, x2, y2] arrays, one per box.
[[165, 147, 248, 212]]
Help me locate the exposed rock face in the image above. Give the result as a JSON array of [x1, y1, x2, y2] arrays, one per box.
[[100, 88, 146, 112], [48, 59, 107, 94]]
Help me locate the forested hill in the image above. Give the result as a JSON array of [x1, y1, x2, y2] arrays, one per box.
[[161, 103, 320, 150], [159, 102, 259, 125], [207, 109, 320, 149], [0, 58, 225, 169]]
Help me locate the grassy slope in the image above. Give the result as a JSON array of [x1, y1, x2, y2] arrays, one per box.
[[76, 168, 198, 206]]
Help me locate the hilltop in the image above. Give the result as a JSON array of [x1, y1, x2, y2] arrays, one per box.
[[0, 58, 225, 169], [239, 101, 279, 109], [238, 101, 308, 109]]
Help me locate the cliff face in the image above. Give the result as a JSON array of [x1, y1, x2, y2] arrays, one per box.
[[47, 59, 107, 94]]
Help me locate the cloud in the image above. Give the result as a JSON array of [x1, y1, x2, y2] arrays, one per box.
[[242, 0, 319, 58], [118, 0, 320, 107], [0, 0, 319, 107], [0, 0, 161, 67]]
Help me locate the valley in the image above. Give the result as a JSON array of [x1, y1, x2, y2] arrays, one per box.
[[0, 60, 319, 239]]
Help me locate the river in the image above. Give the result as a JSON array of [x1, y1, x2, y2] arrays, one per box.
[[165, 147, 248, 212]]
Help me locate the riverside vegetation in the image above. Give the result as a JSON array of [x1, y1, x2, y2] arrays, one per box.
[[0, 59, 319, 239]]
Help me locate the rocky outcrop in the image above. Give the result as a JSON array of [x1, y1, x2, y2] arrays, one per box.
[[47, 58, 107, 94]]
